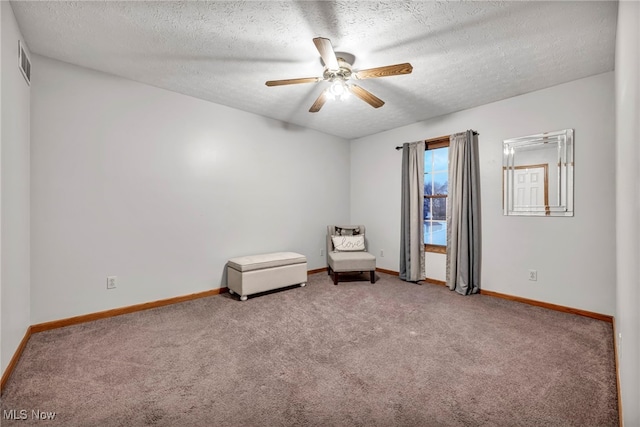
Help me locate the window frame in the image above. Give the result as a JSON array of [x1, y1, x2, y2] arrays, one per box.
[[424, 136, 450, 253]]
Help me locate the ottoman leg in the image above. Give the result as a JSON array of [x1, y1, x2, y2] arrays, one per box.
[[370, 271, 375, 283]]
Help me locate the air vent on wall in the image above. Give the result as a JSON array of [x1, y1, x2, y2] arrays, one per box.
[[18, 40, 31, 86]]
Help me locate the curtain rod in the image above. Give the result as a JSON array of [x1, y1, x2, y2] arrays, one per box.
[[395, 130, 479, 150]]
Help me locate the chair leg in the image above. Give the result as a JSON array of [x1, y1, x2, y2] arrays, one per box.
[[370, 271, 375, 283], [333, 272, 339, 285]]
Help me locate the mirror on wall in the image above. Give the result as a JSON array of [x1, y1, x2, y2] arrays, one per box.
[[503, 129, 574, 217]]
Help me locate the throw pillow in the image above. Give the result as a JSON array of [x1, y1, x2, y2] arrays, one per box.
[[335, 226, 361, 236], [332, 234, 366, 252]]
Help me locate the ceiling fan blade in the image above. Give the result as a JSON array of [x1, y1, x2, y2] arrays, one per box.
[[313, 37, 339, 71], [309, 89, 330, 113], [349, 84, 385, 109], [354, 63, 413, 80], [265, 77, 321, 87]]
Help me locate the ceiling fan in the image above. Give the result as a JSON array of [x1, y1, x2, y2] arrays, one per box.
[[265, 37, 413, 113]]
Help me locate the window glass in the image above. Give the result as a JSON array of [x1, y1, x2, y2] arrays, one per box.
[[424, 146, 448, 247]]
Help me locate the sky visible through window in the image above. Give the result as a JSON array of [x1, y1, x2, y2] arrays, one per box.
[[424, 147, 448, 245]]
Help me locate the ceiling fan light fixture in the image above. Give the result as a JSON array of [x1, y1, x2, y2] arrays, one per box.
[[266, 37, 412, 112]]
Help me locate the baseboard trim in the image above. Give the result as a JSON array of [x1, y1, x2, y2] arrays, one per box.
[[612, 317, 623, 426], [376, 268, 399, 276], [423, 278, 446, 286], [31, 288, 228, 334], [479, 289, 613, 323], [1, 326, 33, 394], [307, 267, 328, 275]]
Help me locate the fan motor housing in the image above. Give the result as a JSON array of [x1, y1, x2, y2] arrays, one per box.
[[323, 57, 353, 81]]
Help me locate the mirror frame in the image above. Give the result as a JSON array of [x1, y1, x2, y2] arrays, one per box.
[[503, 129, 574, 217]]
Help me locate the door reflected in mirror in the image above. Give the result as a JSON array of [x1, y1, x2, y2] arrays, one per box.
[[503, 129, 574, 217]]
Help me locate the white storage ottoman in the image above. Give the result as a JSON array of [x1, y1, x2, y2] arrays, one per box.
[[227, 252, 307, 301]]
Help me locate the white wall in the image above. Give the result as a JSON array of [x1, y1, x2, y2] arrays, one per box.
[[0, 0, 3, 379], [30, 55, 350, 324], [1, 1, 31, 375], [351, 72, 616, 316], [615, 1, 640, 424], [424, 252, 446, 282]]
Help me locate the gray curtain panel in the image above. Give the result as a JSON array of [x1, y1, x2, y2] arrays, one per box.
[[400, 141, 426, 282], [447, 131, 481, 295]]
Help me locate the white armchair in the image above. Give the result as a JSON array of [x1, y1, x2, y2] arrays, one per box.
[[326, 225, 376, 285]]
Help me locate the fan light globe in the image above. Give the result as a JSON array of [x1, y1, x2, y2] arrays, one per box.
[[329, 80, 350, 101]]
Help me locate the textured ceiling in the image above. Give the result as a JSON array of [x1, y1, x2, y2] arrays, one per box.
[[11, 1, 617, 140]]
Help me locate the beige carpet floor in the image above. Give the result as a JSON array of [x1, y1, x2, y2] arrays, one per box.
[[0, 272, 618, 426]]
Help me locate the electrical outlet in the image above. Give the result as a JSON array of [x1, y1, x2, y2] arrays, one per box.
[[380, 249, 384, 257], [528, 270, 537, 281], [320, 249, 324, 257], [107, 276, 117, 289]]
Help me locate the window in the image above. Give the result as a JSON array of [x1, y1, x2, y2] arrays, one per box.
[[424, 138, 449, 253]]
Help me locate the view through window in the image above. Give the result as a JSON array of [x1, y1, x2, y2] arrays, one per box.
[[424, 146, 448, 247]]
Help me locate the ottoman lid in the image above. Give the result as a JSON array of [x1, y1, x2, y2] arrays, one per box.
[[228, 252, 307, 272]]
